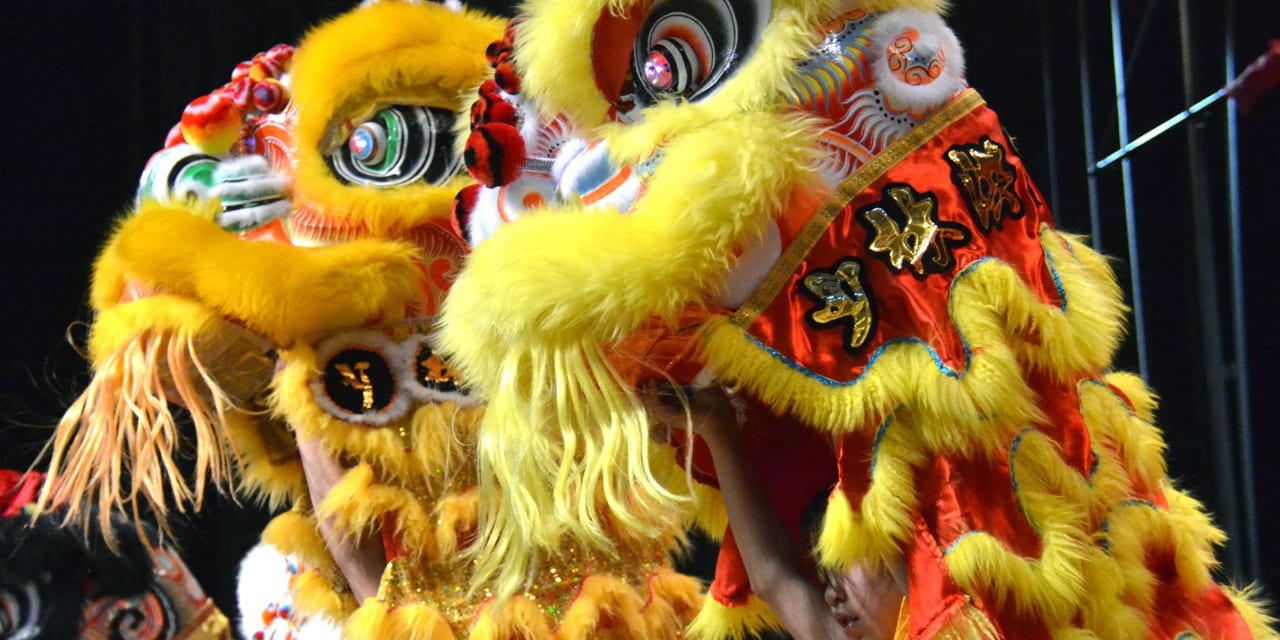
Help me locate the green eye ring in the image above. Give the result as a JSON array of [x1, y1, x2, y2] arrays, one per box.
[[327, 106, 460, 187]]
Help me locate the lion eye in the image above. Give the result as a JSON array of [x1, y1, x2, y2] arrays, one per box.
[[327, 106, 460, 187], [626, 0, 771, 110]]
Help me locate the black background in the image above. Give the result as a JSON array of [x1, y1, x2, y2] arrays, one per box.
[[1, 1, 1276, 636]]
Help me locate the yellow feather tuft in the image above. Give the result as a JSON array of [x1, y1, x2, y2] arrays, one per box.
[[685, 594, 786, 640], [690, 483, 730, 542], [1223, 584, 1280, 640], [947, 431, 1094, 625], [470, 596, 555, 640], [643, 572, 706, 637], [432, 488, 478, 559], [290, 568, 356, 623], [857, 0, 952, 15], [555, 575, 650, 639], [222, 410, 305, 511], [262, 510, 333, 572], [315, 463, 438, 565]]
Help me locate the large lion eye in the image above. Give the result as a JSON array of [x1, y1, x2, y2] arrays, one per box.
[[327, 106, 460, 187], [626, 0, 771, 110]]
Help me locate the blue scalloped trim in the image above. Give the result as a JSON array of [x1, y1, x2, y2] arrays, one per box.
[[1099, 499, 1159, 554], [868, 412, 898, 478], [1008, 428, 1042, 535], [1042, 239, 1069, 312], [740, 231, 1075, 387], [943, 530, 984, 556]]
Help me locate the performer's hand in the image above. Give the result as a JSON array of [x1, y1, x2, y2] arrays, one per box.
[[638, 382, 740, 444], [296, 437, 385, 602]]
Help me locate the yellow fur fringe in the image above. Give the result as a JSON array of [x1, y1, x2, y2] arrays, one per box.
[[470, 596, 554, 640], [292, 569, 358, 624], [262, 510, 333, 571], [94, 205, 425, 348], [686, 594, 786, 640], [36, 316, 242, 544], [644, 572, 706, 638], [346, 599, 456, 640], [1224, 585, 1280, 640], [556, 575, 650, 639], [222, 409, 305, 511], [440, 111, 817, 599]]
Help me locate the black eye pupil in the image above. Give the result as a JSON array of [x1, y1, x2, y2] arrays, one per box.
[[644, 38, 700, 94], [322, 348, 396, 415], [350, 122, 388, 165]]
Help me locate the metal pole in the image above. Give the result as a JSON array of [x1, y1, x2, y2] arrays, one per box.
[[1092, 89, 1227, 171], [1177, 0, 1243, 582], [1108, 0, 1150, 378], [1223, 0, 1260, 582], [1078, 0, 1104, 251]]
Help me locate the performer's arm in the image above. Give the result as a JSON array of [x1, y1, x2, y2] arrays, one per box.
[[642, 386, 845, 640], [297, 437, 385, 601]]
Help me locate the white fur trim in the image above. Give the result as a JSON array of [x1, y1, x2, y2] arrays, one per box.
[[869, 10, 967, 113], [237, 544, 342, 640]]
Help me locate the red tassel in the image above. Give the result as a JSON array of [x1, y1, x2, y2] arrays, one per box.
[[1228, 40, 1280, 116]]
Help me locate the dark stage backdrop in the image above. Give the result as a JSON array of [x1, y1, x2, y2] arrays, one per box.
[[1, 1, 1276, 637]]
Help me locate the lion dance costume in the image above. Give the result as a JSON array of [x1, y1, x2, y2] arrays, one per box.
[[1, 470, 231, 639], [38, 2, 701, 638], [440, 0, 1278, 638]]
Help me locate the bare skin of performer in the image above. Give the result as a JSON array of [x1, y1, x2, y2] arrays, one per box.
[[640, 383, 906, 640]]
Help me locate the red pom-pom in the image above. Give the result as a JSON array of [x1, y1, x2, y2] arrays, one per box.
[[181, 93, 243, 155], [465, 123, 525, 188], [163, 122, 186, 148], [487, 100, 518, 127], [451, 184, 482, 245], [231, 60, 253, 82], [485, 40, 511, 68], [265, 43, 294, 66], [478, 79, 503, 103], [225, 77, 254, 111], [503, 19, 522, 47], [494, 61, 522, 94], [252, 78, 288, 113], [470, 97, 489, 127]]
